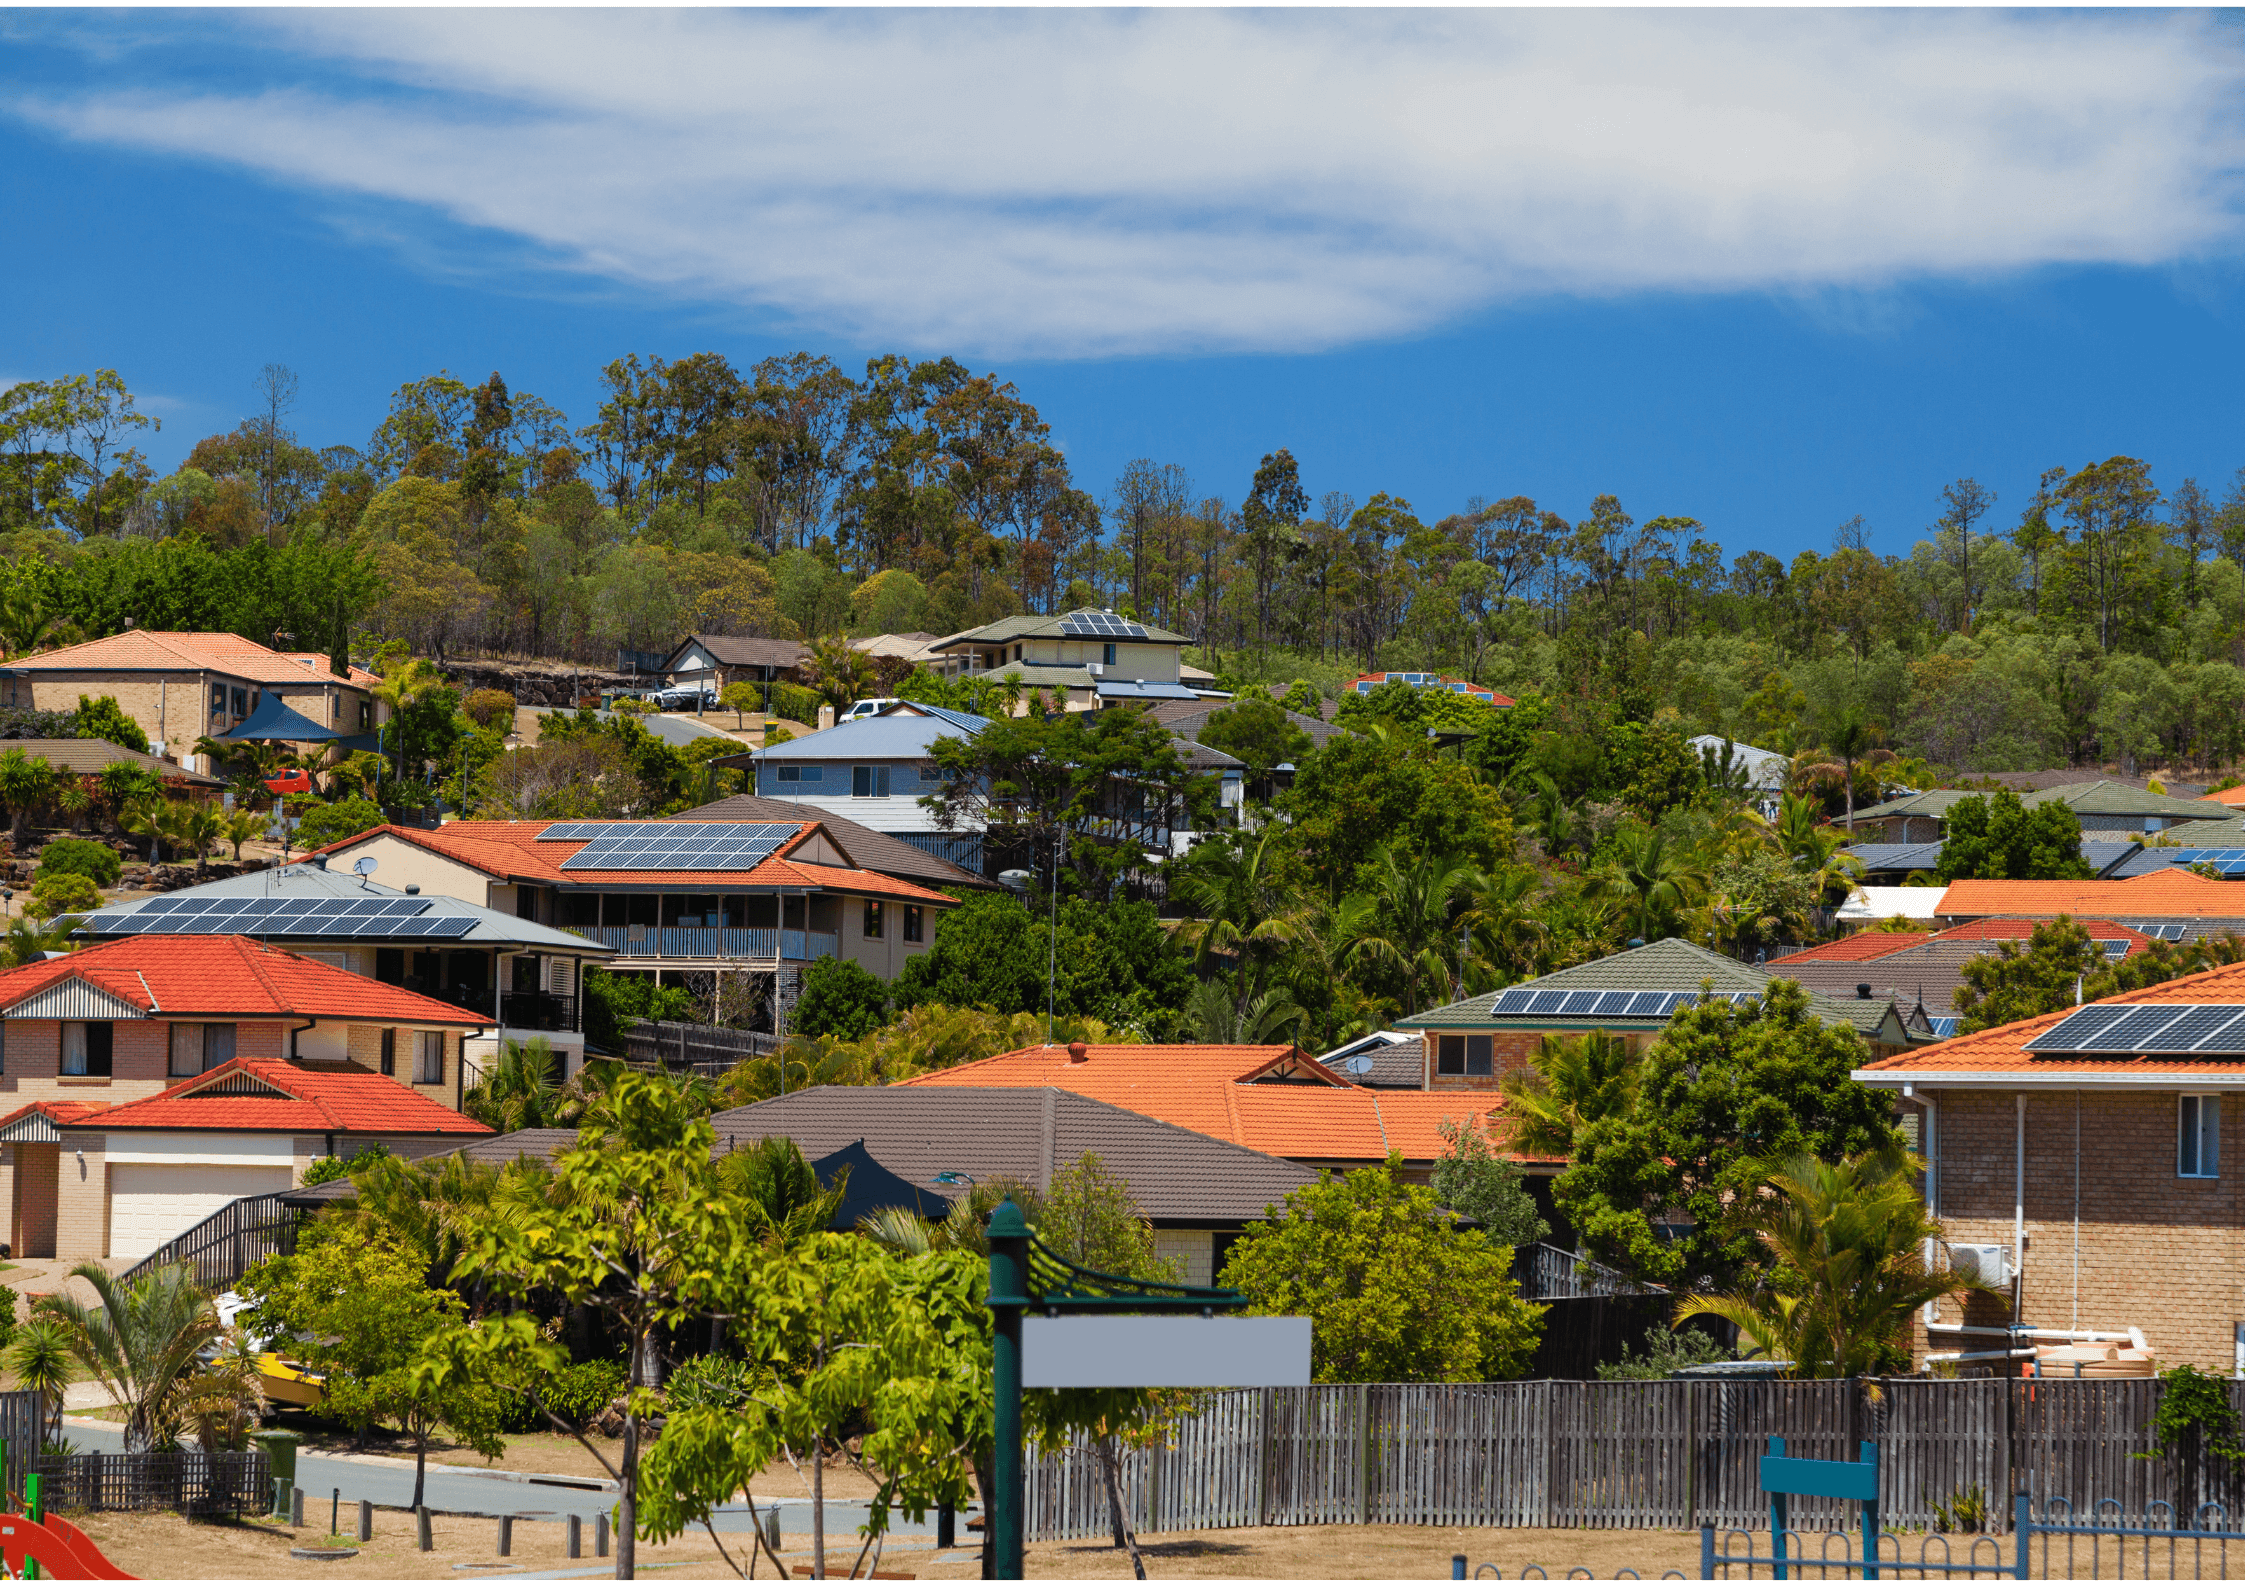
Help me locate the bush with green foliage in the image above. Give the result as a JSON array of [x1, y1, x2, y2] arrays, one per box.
[[35, 836, 120, 887], [25, 872, 101, 920], [769, 681, 824, 725], [1935, 790, 2092, 883], [294, 797, 387, 849], [892, 888, 1193, 1035], [1198, 696, 1313, 777], [488, 1359, 628, 1433], [583, 966, 698, 1047], [1594, 1324, 1736, 1381], [663, 1353, 760, 1415], [1429, 1117, 1549, 1251], [72, 694, 149, 754], [792, 955, 891, 1040], [300, 1142, 392, 1188], [460, 689, 517, 731]]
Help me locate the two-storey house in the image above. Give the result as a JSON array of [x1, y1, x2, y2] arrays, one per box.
[[927, 609, 1205, 711]]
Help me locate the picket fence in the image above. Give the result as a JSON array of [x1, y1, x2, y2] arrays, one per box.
[[1025, 1378, 2224, 1544]]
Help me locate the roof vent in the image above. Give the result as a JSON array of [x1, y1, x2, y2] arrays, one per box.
[[1857, 982, 1872, 999], [405, 884, 420, 895], [310, 854, 328, 871], [1067, 1041, 1089, 1064]]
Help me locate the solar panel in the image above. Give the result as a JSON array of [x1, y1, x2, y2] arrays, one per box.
[[1558, 990, 1602, 1015], [1058, 610, 1150, 640], [1593, 991, 1636, 1015], [1526, 990, 1567, 1015], [1927, 1016, 1961, 1038], [2146, 1007, 2245, 1051], [2085, 1007, 2192, 1050], [1492, 990, 1535, 1014], [1626, 991, 1669, 1016]]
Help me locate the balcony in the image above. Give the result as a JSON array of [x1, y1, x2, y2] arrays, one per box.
[[577, 926, 840, 963], [499, 992, 578, 1033]]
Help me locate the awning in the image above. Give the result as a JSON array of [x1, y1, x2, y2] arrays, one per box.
[[1095, 680, 1200, 701], [218, 694, 342, 742]]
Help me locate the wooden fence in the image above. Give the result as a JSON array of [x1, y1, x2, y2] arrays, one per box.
[[1026, 1377, 2217, 1543], [30, 1450, 270, 1516]]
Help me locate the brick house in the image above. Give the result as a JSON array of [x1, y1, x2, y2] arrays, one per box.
[[0, 936, 491, 1260], [1854, 957, 2245, 1374], [1848, 781, 2234, 845], [1395, 937, 1926, 1093], [1933, 873, 2245, 944], [1770, 917, 2158, 1034], [0, 630, 384, 777]]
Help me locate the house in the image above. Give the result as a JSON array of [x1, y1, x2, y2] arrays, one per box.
[[71, 854, 621, 1076], [926, 610, 1203, 710], [309, 817, 960, 1018], [709, 1085, 1319, 1285], [1848, 781, 2234, 845], [658, 635, 808, 699], [0, 935, 492, 1259], [1838, 885, 1950, 929], [1843, 840, 2145, 885], [2107, 820, 2245, 877], [1934, 873, 2245, 943], [672, 792, 995, 892], [851, 632, 945, 669], [0, 738, 221, 790], [728, 706, 994, 871], [895, 1040, 1537, 1182], [1315, 1031, 1426, 1089], [1852, 955, 2245, 1374], [1394, 937, 1927, 1094], [1346, 672, 1514, 707], [1770, 918, 2158, 1035], [1686, 736, 1789, 796], [0, 631, 385, 777]]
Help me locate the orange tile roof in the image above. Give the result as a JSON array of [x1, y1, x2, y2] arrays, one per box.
[[2206, 786, 2245, 808], [896, 1043, 1544, 1164], [0, 936, 491, 1024], [73, 1058, 491, 1136], [1937, 917, 2154, 952], [330, 822, 957, 902], [1774, 934, 1932, 963], [1938, 873, 2245, 919], [9, 630, 380, 689], [0, 1100, 108, 1132], [1857, 956, 2245, 1078]]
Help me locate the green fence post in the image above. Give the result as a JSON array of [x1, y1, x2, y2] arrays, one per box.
[[24, 1470, 41, 1583], [987, 1198, 1030, 1582]]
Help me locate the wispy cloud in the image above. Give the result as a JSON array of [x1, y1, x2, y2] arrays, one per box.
[[13, 10, 2245, 358]]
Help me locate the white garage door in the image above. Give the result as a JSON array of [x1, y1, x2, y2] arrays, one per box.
[[108, 1164, 294, 1260]]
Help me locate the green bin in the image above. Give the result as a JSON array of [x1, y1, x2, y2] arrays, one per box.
[[252, 1429, 301, 1518]]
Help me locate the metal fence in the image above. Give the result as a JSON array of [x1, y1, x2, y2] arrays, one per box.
[[31, 1450, 270, 1517], [579, 926, 839, 962], [621, 1019, 782, 1074], [116, 1192, 298, 1290], [1516, 1243, 1663, 1301], [1026, 1378, 2210, 1544]]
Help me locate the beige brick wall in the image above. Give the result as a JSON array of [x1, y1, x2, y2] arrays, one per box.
[[9, 1144, 55, 1261], [1, 1018, 173, 1104], [1154, 1229, 1216, 1286], [1907, 1088, 2245, 1374], [23, 674, 187, 751], [56, 1140, 107, 1262]]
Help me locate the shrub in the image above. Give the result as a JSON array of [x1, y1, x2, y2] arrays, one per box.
[[664, 1354, 758, 1414], [25, 873, 101, 921], [769, 681, 823, 727], [544, 1360, 626, 1427], [300, 1143, 392, 1188], [791, 956, 890, 1040], [461, 689, 517, 732], [294, 797, 387, 850], [582, 967, 695, 1047], [35, 836, 120, 887], [72, 695, 149, 754]]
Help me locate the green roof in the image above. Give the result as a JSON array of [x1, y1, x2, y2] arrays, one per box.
[[1396, 936, 1904, 1039], [1852, 780, 2232, 823], [938, 610, 1192, 647]]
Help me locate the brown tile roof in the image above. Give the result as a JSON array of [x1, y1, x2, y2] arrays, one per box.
[[8, 631, 380, 689], [0, 738, 221, 786], [677, 794, 994, 890], [710, 1085, 1319, 1224], [668, 634, 807, 670]]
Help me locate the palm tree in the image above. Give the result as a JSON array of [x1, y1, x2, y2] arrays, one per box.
[[98, 762, 161, 836], [1584, 825, 1708, 944], [716, 1134, 847, 1247], [0, 748, 57, 854], [1338, 847, 1480, 1015], [1675, 1148, 1994, 1379], [1793, 710, 1893, 833], [54, 781, 90, 834], [34, 1262, 221, 1452], [373, 658, 445, 783], [462, 1038, 564, 1132], [1182, 979, 1305, 1044], [1498, 1032, 1641, 1160], [220, 807, 266, 861], [0, 914, 75, 968], [7, 1317, 74, 1445], [0, 587, 67, 658], [167, 1325, 267, 1452], [1169, 828, 1304, 999], [1460, 866, 1549, 986], [799, 636, 879, 718], [176, 803, 225, 878]]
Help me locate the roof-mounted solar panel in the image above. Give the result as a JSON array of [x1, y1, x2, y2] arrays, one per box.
[[1558, 990, 1602, 1015], [1625, 991, 1669, 1016], [1492, 989, 1536, 1014], [1526, 990, 1567, 1015], [1593, 991, 1637, 1015]]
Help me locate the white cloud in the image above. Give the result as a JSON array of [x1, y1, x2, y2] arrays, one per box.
[[13, 10, 2245, 357]]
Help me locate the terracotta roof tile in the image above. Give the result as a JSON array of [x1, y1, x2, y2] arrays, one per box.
[[73, 1057, 491, 1135], [1939, 873, 2245, 919], [0, 936, 490, 1024], [1772, 934, 1932, 963], [7, 631, 380, 689]]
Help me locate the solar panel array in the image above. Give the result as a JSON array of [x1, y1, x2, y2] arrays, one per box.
[[1058, 610, 1148, 640], [79, 895, 478, 939], [2148, 849, 2245, 876], [2118, 921, 2194, 941], [1926, 1016, 1962, 1039], [1486, 987, 1759, 1018], [2026, 1003, 2245, 1054], [538, 822, 800, 872]]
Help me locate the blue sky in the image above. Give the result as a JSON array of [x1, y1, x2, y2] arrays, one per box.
[[7, 9, 2245, 560]]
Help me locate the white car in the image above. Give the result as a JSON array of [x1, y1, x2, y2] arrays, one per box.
[[842, 697, 899, 721]]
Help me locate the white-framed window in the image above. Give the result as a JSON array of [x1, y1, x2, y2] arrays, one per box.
[[414, 1030, 445, 1085], [169, 1022, 235, 1078], [2181, 1094, 2221, 1178]]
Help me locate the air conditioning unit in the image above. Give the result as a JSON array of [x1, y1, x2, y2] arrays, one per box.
[[1948, 1243, 2010, 1287], [1086, 662, 1104, 677]]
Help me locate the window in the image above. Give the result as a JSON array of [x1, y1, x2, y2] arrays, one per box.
[[777, 765, 824, 784], [863, 900, 885, 939], [1103, 642, 1117, 666], [168, 1022, 235, 1077], [231, 687, 247, 717], [1434, 1034, 1494, 1077], [210, 684, 226, 713], [852, 765, 891, 798], [379, 1028, 396, 1077], [904, 905, 923, 944], [62, 1021, 113, 1078], [414, 1031, 445, 1085], [359, 700, 372, 731], [1014, 645, 1022, 661], [2182, 1095, 2222, 1178]]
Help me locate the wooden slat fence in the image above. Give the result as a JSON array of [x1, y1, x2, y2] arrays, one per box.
[[0, 1391, 40, 1495], [1023, 1377, 2200, 1543]]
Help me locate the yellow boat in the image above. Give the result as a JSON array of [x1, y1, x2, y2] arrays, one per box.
[[257, 1351, 326, 1408]]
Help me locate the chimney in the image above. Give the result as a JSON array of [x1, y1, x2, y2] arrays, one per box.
[[1067, 1041, 1089, 1064], [1856, 983, 1872, 1000]]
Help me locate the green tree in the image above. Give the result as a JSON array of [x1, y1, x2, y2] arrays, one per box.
[[792, 956, 892, 1040], [1584, 824, 1709, 944], [1675, 1148, 1990, 1377], [1169, 827, 1304, 998], [1337, 846, 1479, 1017], [1429, 1117, 1549, 1249], [1556, 981, 1903, 1289], [295, 797, 388, 849], [891, 890, 1193, 1033], [33, 1262, 219, 1453], [0, 747, 57, 853], [460, 1038, 566, 1132], [1935, 791, 2092, 883], [1498, 1032, 1641, 1162], [1196, 696, 1312, 779], [1221, 1156, 1543, 1382], [7, 1317, 73, 1443], [0, 914, 73, 967], [25, 870, 101, 920], [73, 693, 149, 754]]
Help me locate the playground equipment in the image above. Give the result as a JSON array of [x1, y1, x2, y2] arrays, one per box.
[[0, 1472, 136, 1581]]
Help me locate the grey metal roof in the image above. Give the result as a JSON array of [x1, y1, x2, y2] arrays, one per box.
[[937, 610, 1192, 648], [749, 710, 990, 761], [75, 863, 616, 955], [1853, 780, 2234, 824], [709, 1085, 1315, 1225], [1398, 936, 1903, 1038], [674, 793, 994, 890], [1846, 839, 2141, 879], [1097, 680, 1200, 701]]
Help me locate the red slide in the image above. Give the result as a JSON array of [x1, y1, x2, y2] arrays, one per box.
[[0, 1512, 137, 1579]]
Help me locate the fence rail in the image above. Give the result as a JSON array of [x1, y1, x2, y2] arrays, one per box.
[[621, 1020, 783, 1073], [116, 1192, 298, 1290], [30, 1450, 270, 1516], [1026, 1378, 2228, 1545], [580, 926, 839, 963]]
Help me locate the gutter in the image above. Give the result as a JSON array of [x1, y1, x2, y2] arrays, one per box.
[[1856, 1069, 2245, 1090]]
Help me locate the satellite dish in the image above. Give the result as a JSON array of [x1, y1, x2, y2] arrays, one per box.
[[1343, 1054, 1376, 1076], [352, 856, 378, 877], [997, 868, 1034, 893]]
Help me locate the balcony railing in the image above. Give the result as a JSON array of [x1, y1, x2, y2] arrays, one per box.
[[577, 926, 839, 962], [499, 992, 578, 1032]]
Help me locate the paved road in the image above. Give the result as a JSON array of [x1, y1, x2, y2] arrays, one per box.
[[59, 1417, 957, 1544]]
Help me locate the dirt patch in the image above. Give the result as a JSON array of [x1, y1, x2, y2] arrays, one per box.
[[912, 1525, 1708, 1580]]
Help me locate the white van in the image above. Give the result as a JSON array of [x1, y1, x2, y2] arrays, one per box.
[[842, 698, 900, 722]]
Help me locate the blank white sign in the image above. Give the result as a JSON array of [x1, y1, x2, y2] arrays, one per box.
[[1022, 1315, 1312, 1388]]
